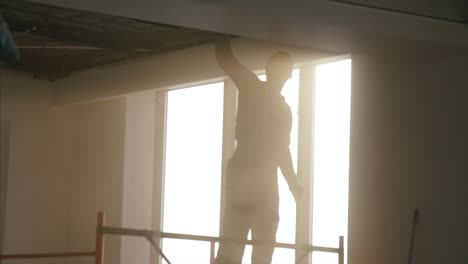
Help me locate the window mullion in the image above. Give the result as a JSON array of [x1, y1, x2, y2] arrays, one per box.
[[151, 91, 168, 264], [296, 65, 316, 264]]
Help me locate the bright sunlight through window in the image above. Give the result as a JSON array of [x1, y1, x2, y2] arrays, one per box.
[[162, 82, 224, 263], [161, 58, 351, 264], [312, 59, 351, 264]]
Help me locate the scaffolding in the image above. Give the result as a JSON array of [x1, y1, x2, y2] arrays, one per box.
[[0, 211, 344, 264]]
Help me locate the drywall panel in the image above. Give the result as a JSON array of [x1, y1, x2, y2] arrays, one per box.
[[0, 71, 69, 264], [348, 55, 468, 264], [66, 98, 126, 264], [120, 93, 156, 264], [29, 0, 468, 55], [55, 38, 334, 105]]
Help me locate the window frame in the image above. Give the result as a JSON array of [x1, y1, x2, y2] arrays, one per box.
[[152, 55, 351, 264]]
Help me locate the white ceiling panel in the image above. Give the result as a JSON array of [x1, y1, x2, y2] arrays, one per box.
[[329, 0, 467, 23]]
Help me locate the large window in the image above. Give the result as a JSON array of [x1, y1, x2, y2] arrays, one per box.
[[311, 59, 351, 264], [162, 82, 224, 263], [159, 58, 351, 264]]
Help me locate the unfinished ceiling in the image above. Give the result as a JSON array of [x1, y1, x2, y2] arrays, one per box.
[[0, 0, 222, 81]]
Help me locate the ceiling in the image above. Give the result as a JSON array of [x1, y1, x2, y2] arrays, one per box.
[[191, 0, 467, 23], [326, 0, 468, 23], [0, 0, 222, 81]]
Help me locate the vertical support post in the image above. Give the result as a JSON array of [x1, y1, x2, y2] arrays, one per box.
[[296, 65, 316, 262], [210, 241, 215, 264], [151, 91, 167, 264], [95, 211, 105, 264], [338, 236, 344, 264]]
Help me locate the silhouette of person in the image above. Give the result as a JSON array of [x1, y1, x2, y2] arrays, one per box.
[[215, 38, 303, 264]]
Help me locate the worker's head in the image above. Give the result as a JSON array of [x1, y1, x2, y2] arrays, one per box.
[[265, 51, 294, 89]]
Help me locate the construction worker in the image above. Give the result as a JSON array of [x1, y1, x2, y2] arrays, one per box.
[[215, 38, 303, 264]]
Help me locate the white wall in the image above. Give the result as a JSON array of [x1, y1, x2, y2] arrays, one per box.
[[0, 70, 145, 264], [0, 71, 69, 264], [65, 98, 126, 264], [1, 72, 152, 264], [349, 55, 468, 264], [120, 93, 156, 264]]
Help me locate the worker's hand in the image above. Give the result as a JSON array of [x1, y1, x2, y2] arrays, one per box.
[[291, 182, 304, 205]]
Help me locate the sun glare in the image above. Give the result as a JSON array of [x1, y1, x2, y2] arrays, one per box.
[[312, 59, 351, 264], [160, 59, 351, 264]]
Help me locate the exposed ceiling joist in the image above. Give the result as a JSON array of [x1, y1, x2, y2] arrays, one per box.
[[0, 0, 223, 80]]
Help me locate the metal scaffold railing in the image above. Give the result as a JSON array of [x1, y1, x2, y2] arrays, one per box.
[[0, 211, 345, 264]]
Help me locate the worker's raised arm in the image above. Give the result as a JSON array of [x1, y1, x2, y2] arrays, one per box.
[[215, 38, 258, 91], [279, 147, 303, 204]]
